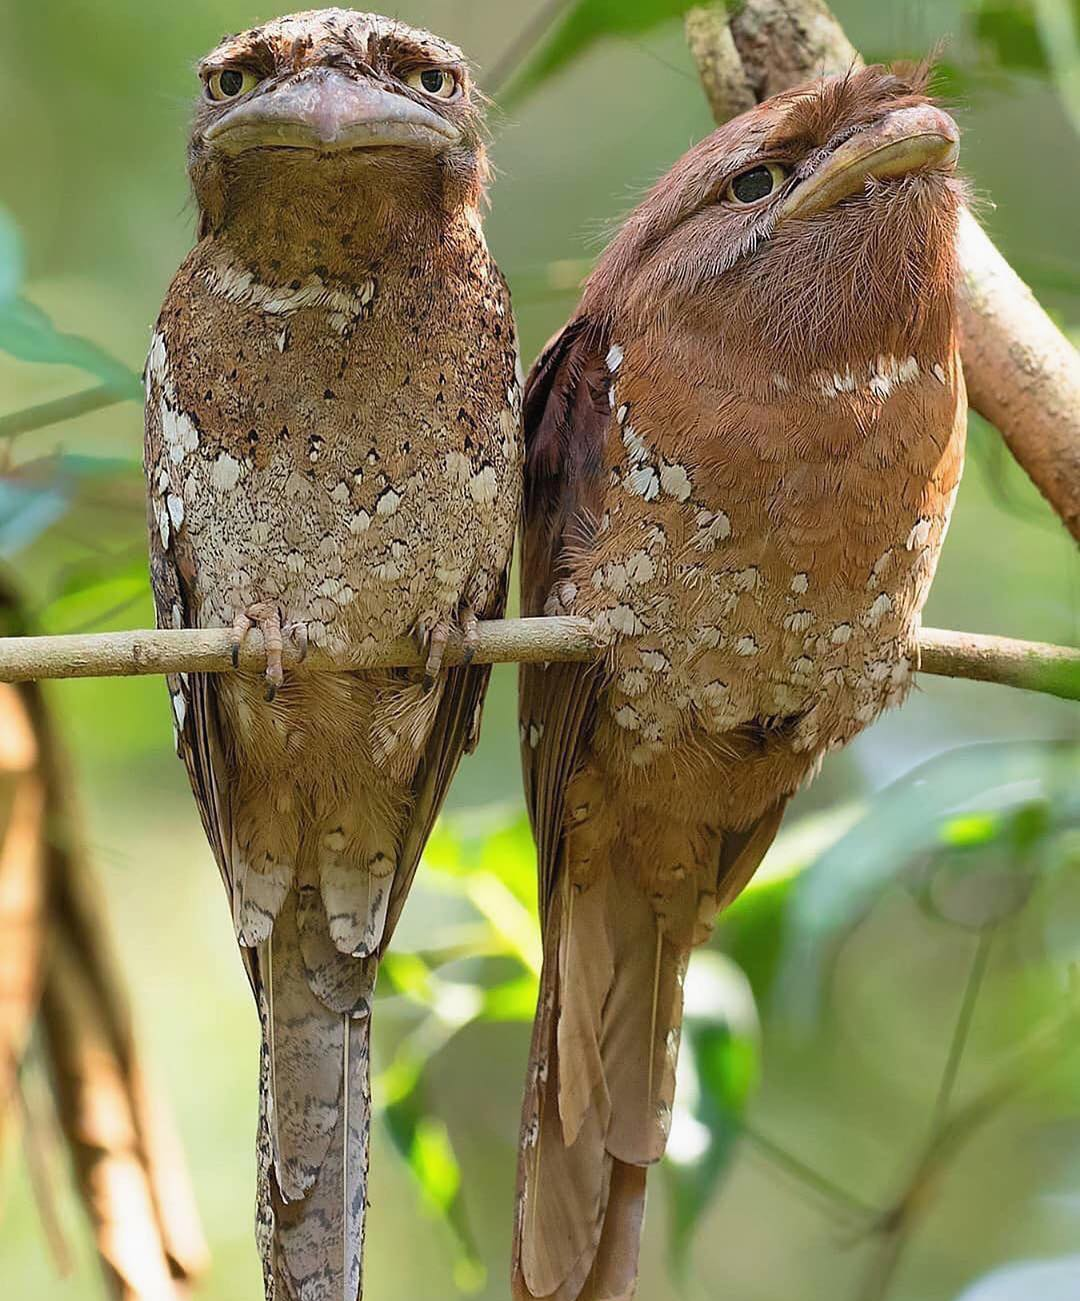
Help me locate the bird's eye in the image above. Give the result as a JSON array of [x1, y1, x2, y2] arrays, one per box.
[[725, 163, 789, 205], [206, 68, 260, 102], [406, 68, 459, 100]]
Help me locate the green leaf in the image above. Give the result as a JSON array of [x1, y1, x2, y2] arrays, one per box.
[[664, 952, 759, 1274], [503, 0, 707, 106], [777, 743, 1080, 1024], [973, 1, 1049, 72], [480, 972, 538, 1022], [383, 1087, 485, 1292], [0, 208, 23, 305], [0, 477, 70, 555], [940, 812, 1005, 848], [0, 295, 142, 398]]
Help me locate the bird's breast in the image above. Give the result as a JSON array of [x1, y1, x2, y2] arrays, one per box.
[[566, 341, 966, 772], [146, 246, 522, 648]]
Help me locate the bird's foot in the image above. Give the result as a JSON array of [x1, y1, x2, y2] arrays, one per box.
[[422, 622, 451, 691], [417, 604, 481, 690], [231, 602, 286, 701]]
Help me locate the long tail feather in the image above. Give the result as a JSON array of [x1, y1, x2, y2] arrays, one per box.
[[513, 871, 687, 1301], [514, 804, 789, 1300], [256, 892, 373, 1301]]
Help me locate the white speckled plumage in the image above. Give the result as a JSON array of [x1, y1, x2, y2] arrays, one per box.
[[145, 12, 520, 1299]]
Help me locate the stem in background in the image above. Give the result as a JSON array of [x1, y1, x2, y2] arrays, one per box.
[[486, 0, 575, 98], [928, 930, 994, 1139], [13, 1060, 73, 1278], [741, 1120, 880, 1222], [0, 385, 127, 440]]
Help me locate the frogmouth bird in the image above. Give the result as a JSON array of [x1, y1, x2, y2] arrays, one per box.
[[143, 11, 521, 1298], [514, 65, 966, 1300]]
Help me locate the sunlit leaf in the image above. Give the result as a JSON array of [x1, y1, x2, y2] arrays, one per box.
[[503, 0, 706, 106], [664, 952, 759, 1274], [476, 816, 538, 908], [43, 571, 148, 636], [466, 873, 543, 975], [0, 296, 141, 397], [941, 812, 1005, 848], [381, 952, 437, 1005], [480, 973, 538, 1022]]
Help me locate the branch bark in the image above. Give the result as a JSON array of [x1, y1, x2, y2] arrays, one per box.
[[0, 618, 1074, 700], [685, 0, 1080, 541]]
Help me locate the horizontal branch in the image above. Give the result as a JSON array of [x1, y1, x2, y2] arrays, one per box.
[[0, 617, 604, 682], [917, 628, 1079, 700], [0, 619, 1074, 700]]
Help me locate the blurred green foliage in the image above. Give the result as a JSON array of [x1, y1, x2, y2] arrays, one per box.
[[1, 1, 1079, 1299]]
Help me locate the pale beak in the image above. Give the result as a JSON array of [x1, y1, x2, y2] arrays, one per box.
[[779, 104, 960, 221], [204, 68, 461, 155]]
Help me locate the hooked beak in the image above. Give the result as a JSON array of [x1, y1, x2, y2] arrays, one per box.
[[204, 68, 461, 155], [779, 104, 959, 221]]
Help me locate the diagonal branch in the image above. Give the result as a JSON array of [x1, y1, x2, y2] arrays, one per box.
[[0, 385, 127, 440], [685, 0, 1080, 541], [0, 618, 1074, 700]]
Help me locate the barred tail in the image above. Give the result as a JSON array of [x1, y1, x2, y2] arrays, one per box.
[[254, 889, 374, 1300]]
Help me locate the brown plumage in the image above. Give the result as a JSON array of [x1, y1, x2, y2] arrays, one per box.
[[143, 11, 520, 1299], [515, 65, 966, 1300]]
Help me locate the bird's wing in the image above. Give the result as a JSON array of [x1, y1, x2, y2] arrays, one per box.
[[145, 409, 245, 987], [381, 567, 512, 949], [518, 315, 612, 926]]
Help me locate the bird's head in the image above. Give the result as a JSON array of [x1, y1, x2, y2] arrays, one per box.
[[584, 65, 964, 371], [189, 9, 487, 239]]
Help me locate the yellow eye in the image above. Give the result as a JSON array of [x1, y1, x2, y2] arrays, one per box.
[[406, 68, 459, 100], [725, 162, 789, 205], [207, 68, 260, 102]]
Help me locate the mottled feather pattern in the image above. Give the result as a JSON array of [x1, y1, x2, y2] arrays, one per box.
[[145, 12, 520, 1299], [514, 66, 966, 1301]]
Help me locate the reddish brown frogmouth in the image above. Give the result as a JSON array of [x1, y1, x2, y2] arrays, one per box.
[[514, 65, 966, 1300], [143, 11, 521, 1299]]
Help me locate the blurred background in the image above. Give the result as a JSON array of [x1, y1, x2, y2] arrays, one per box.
[[0, 1, 1078, 1299]]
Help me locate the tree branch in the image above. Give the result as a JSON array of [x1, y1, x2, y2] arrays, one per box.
[[685, 0, 1080, 541], [0, 618, 1074, 700]]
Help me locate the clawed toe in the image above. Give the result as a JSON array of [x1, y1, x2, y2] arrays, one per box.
[[231, 603, 286, 700], [461, 605, 480, 667], [418, 607, 482, 687], [423, 623, 450, 691]]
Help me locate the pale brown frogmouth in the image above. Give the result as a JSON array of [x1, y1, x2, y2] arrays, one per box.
[[144, 10, 521, 1298], [514, 65, 966, 1300]]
